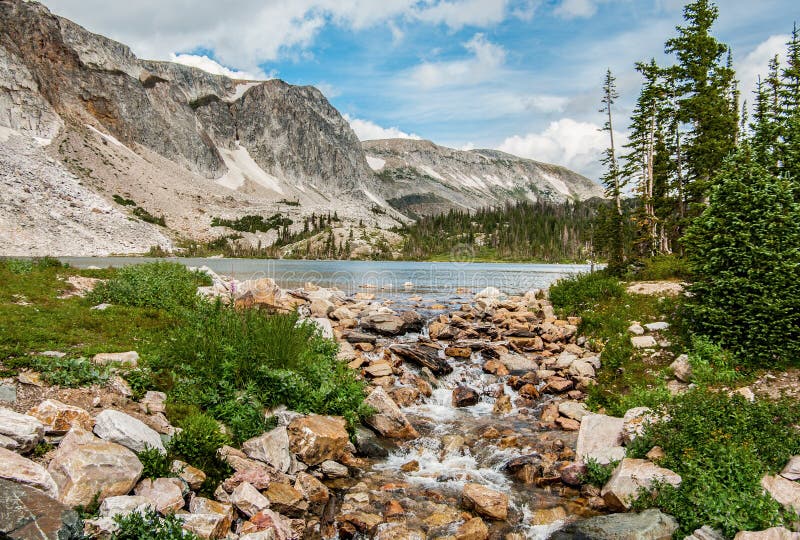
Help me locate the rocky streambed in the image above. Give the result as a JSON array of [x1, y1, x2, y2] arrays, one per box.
[[0, 270, 742, 540]]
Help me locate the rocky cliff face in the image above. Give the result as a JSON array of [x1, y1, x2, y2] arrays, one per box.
[[0, 0, 603, 256], [365, 139, 604, 218]]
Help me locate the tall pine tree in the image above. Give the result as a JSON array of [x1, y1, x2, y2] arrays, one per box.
[[599, 69, 627, 274]]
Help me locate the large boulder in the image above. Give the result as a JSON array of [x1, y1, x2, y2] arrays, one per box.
[[287, 415, 349, 466], [0, 407, 44, 453], [601, 459, 682, 511], [134, 478, 184, 515], [461, 483, 508, 520], [47, 440, 143, 506], [734, 528, 800, 540], [0, 447, 59, 497], [550, 509, 678, 540], [576, 413, 625, 465], [27, 400, 93, 434], [0, 478, 83, 540], [243, 426, 293, 472], [389, 343, 452, 375], [93, 409, 165, 454], [361, 311, 424, 336], [452, 386, 480, 407], [363, 387, 419, 439], [781, 456, 800, 481], [761, 475, 800, 514]]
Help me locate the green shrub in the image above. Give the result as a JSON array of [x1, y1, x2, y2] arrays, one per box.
[[629, 255, 692, 281], [90, 262, 207, 310], [687, 336, 740, 386], [112, 509, 197, 540], [1, 257, 64, 275], [629, 389, 800, 537], [211, 214, 292, 233], [31, 356, 109, 387], [682, 149, 800, 367], [113, 194, 137, 206], [137, 447, 175, 480], [581, 458, 619, 487], [132, 206, 166, 226], [549, 271, 624, 316], [168, 413, 232, 497]]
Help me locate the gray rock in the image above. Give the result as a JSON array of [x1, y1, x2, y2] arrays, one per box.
[[628, 324, 645, 336], [558, 401, 590, 421], [99, 495, 154, 518], [685, 526, 725, 540], [670, 355, 692, 383], [92, 351, 139, 367], [0, 382, 17, 403], [242, 426, 292, 473], [780, 456, 800, 481], [576, 413, 625, 465], [734, 528, 800, 540], [0, 447, 59, 497], [631, 336, 658, 349], [93, 409, 165, 454], [645, 322, 670, 332], [0, 478, 83, 540], [601, 459, 682, 511], [0, 407, 44, 453], [320, 460, 349, 478], [551, 509, 678, 540]]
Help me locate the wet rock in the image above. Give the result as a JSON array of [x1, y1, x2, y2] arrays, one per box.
[[354, 427, 388, 458], [265, 482, 309, 517], [456, 517, 490, 540], [344, 331, 378, 344], [531, 506, 567, 525], [560, 462, 586, 486], [505, 454, 543, 484], [445, 346, 472, 358], [761, 474, 800, 514], [92, 351, 139, 367], [556, 417, 580, 431], [452, 386, 480, 407], [734, 528, 800, 540], [0, 478, 82, 540], [384, 499, 405, 518], [27, 400, 93, 434], [48, 439, 143, 506], [361, 311, 423, 336], [601, 459, 682, 511], [93, 409, 165, 454], [243, 426, 292, 472], [98, 495, 153, 518], [482, 360, 509, 376], [363, 387, 419, 439], [134, 478, 184, 515], [493, 394, 513, 415], [550, 509, 678, 540], [172, 460, 206, 490], [294, 472, 329, 504], [518, 383, 540, 400], [388, 387, 421, 408], [781, 456, 800, 481], [320, 460, 349, 478], [390, 343, 452, 375], [0, 447, 59, 497], [230, 482, 270, 518], [462, 483, 508, 520], [0, 407, 44, 453], [576, 413, 625, 465], [544, 377, 574, 394], [364, 362, 394, 378], [287, 414, 349, 466], [669, 355, 692, 383]]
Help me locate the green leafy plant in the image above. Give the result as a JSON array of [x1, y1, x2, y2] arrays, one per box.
[[112, 509, 198, 540], [90, 262, 208, 311], [580, 458, 619, 488], [137, 446, 175, 480], [687, 335, 740, 386], [31, 356, 109, 387]]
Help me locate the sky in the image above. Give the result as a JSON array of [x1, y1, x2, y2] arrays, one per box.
[[43, 0, 798, 180]]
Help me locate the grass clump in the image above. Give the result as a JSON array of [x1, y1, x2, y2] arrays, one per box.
[[629, 390, 800, 538], [112, 509, 197, 540], [549, 271, 624, 317], [168, 413, 232, 496], [90, 262, 209, 311]]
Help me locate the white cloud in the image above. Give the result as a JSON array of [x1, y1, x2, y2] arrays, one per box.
[[553, 0, 598, 19], [498, 118, 627, 179], [407, 33, 506, 89], [169, 53, 266, 80], [343, 114, 422, 141], [737, 34, 790, 106]]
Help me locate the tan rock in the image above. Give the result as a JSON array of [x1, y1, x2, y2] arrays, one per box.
[[455, 517, 489, 540], [364, 362, 394, 378], [177, 513, 229, 540], [601, 458, 682, 511], [134, 477, 184, 514], [27, 399, 93, 434], [173, 460, 206, 490], [294, 471, 329, 504], [530, 506, 566, 525], [445, 347, 472, 358], [761, 474, 800, 514], [287, 414, 349, 466], [230, 482, 271, 517], [48, 440, 143, 506], [734, 528, 800, 540], [0, 446, 58, 497], [462, 483, 508, 520], [576, 413, 625, 465], [781, 456, 800, 481], [92, 351, 139, 367], [493, 395, 513, 415], [264, 482, 308, 517], [189, 497, 234, 532], [0, 406, 44, 453], [98, 495, 154, 518], [242, 426, 292, 473], [363, 387, 419, 439]]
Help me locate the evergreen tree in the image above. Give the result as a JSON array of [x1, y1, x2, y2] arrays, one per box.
[[599, 69, 627, 274], [781, 24, 800, 178], [665, 0, 738, 206]]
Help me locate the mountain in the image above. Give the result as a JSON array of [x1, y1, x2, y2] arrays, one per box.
[[365, 139, 604, 219], [0, 0, 603, 256]]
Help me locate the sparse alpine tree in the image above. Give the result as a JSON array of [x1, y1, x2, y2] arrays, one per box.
[[665, 0, 738, 207], [599, 68, 627, 274]]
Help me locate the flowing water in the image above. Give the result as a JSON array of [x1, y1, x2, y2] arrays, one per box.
[[62, 257, 595, 538]]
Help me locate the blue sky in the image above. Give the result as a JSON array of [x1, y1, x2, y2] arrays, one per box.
[[44, 0, 799, 179]]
